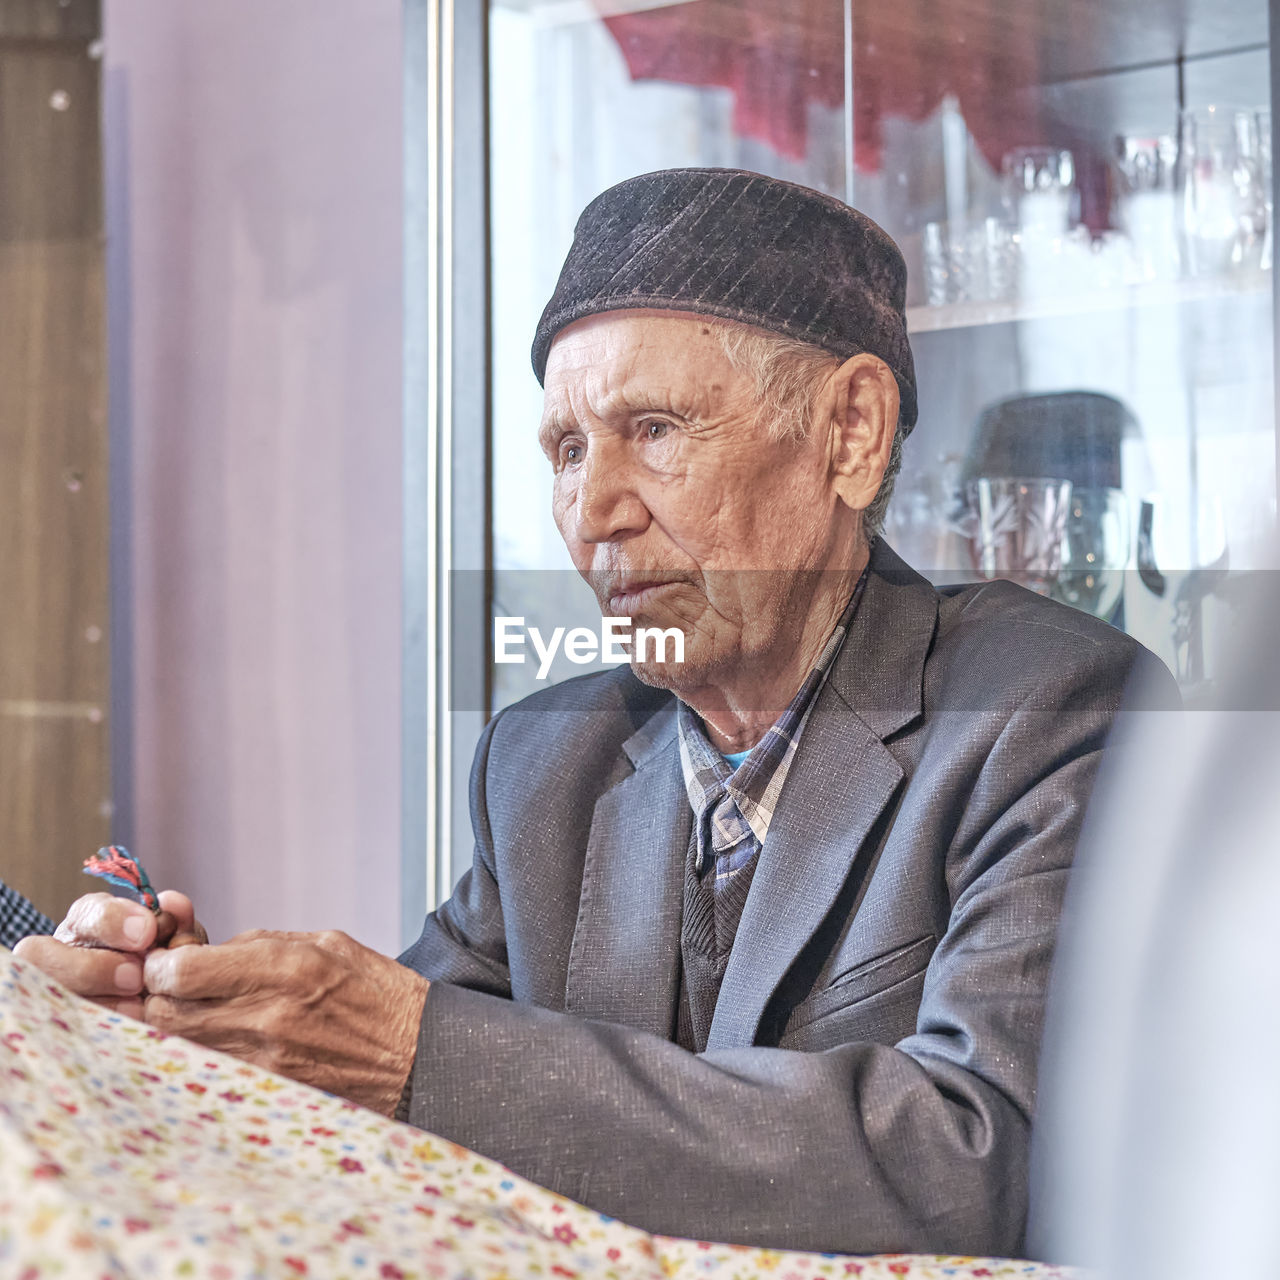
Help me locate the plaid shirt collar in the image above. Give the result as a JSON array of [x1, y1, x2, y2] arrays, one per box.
[[677, 567, 869, 869]]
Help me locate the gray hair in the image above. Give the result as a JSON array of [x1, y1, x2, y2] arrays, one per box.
[[713, 322, 905, 538]]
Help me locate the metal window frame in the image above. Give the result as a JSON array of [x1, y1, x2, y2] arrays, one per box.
[[1273, 0, 1280, 484], [402, 0, 491, 947]]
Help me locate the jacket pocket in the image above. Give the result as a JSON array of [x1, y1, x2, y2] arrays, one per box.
[[784, 933, 937, 1035]]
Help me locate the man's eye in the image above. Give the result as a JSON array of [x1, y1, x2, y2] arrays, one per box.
[[642, 419, 672, 440], [559, 440, 583, 466]]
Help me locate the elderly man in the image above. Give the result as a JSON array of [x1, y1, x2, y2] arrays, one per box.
[[17, 169, 1172, 1257]]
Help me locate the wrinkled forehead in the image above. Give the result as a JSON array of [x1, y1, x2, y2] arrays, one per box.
[[545, 308, 734, 370], [540, 309, 752, 421]]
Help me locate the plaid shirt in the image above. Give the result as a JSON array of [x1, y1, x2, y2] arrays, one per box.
[[677, 568, 869, 897], [0, 879, 56, 950]]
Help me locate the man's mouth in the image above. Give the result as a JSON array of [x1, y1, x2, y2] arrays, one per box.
[[603, 577, 687, 616]]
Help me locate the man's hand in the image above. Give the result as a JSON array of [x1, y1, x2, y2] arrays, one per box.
[[13, 891, 207, 1020], [142, 930, 429, 1118]]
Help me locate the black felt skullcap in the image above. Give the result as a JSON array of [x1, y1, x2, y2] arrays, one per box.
[[531, 167, 918, 430]]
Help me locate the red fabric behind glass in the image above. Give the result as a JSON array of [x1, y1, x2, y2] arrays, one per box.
[[599, 0, 1047, 174]]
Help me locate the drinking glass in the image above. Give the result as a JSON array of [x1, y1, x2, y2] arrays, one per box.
[[922, 218, 1017, 306], [1115, 132, 1179, 194], [981, 216, 1019, 301], [1136, 493, 1231, 693], [922, 222, 951, 306], [964, 477, 1074, 595], [1177, 106, 1267, 276], [1172, 494, 1230, 690], [1003, 146, 1076, 235], [1051, 488, 1131, 619], [1114, 132, 1180, 281]]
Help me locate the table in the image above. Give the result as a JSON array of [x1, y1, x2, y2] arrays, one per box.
[[0, 949, 1078, 1280]]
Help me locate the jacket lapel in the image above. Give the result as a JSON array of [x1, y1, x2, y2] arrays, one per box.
[[563, 699, 690, 1038], [708, 540, 939, 1049]]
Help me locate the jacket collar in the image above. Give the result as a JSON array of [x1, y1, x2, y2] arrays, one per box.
[[827, 537, 938, 742], [621, 696, 678, 769]]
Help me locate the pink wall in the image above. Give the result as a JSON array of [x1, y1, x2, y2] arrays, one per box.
[[104, 2, 404, 952]]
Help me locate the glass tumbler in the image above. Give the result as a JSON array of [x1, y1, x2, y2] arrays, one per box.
[[1003, 146, 1076, 236], [1051, 488, 1131, 620], [1177, 106, 1267, 276], [1114, 132, 1180, 281], [965, 477, 1074, 595]]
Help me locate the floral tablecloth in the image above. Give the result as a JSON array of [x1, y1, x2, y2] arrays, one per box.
[[0, 948, 1076, 1280]]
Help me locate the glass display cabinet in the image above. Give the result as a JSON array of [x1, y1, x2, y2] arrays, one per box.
[[413, 0, 1277, 894]]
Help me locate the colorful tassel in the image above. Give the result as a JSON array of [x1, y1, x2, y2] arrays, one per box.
[[82, 846, 160, 913]]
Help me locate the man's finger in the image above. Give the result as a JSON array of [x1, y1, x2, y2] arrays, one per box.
[[12, 934, 145, 999], [56, 893, 157, 953], [96, 995, 147, 1021], [155, 891, 207, 943], [143, 938, 278, 1001], [143, 993, 264, 1055], [153, 911, 180, 948], [151, 912, 207, 949]]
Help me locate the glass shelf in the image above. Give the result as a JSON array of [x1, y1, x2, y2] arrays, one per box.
[[907, 268, 1273, 334]]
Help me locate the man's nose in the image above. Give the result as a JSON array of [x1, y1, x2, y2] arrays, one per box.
[[571, 442, 650, 544]]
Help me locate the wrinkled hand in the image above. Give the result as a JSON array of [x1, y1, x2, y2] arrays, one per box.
[[13, 891, 207, 1020], [142, 930, 429, 1118]]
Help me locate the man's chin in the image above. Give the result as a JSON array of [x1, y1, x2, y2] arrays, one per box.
[[608, 602, 721, 692], [629, 658, 683, 691], [628, 647, 716, 695]]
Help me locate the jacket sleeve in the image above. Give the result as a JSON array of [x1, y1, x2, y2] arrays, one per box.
[[398, 647, 1176, 1256]]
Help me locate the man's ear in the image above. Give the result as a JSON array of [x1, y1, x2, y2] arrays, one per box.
[[823, 353, 899, 513]]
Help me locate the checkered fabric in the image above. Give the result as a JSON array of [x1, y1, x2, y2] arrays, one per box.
[[0, 880, 56, 950], [677, 567, 870, 905]]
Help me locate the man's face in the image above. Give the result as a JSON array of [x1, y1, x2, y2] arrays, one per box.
[[540, 310, 846, 694]]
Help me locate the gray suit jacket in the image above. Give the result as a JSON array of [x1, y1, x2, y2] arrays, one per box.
[[399, 541, 1174, 1255]]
